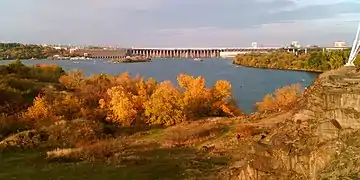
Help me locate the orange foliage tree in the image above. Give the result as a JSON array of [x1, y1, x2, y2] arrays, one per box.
[[211, 80, 242, 117]]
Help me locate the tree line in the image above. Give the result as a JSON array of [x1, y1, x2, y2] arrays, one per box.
[[0, 60, 300, 135], [0, 43, 70, 60], [233, 49, 360, 72]]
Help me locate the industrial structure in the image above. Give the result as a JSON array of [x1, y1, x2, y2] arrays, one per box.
[[345, 21, 360, 67]]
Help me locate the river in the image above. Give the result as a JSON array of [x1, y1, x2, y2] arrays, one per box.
[[0, 58, 319, 114]]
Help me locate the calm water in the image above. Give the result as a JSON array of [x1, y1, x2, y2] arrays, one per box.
[[0, 58, 319, 114]]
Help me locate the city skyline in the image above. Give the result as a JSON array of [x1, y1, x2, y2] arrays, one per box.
[[0, 0, 359, 47]]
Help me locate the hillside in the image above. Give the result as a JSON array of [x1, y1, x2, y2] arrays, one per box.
[[1, 65, 360, 179]]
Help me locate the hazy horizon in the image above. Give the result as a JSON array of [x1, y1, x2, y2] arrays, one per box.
[[0, 0, 359, 47]]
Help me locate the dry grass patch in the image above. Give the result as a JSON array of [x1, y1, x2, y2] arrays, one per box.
[[46, 148, 83, 162], [45, 119, 104, 148], [162, 120, 229, 147], [46, 139, 127, 162], [0, 114, 28, 139]]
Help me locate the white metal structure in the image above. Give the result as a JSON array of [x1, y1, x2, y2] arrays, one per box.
[[345, 21, 360, 67]]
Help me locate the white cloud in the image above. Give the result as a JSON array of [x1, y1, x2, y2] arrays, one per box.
[[144, 13, 360, 47], [278, 0, 358, 11]]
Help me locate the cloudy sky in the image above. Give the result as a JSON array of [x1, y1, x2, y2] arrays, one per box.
[[0, 0, 359, 47]]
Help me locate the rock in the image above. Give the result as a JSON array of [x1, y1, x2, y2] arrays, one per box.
[[228, 67, 360, 179]]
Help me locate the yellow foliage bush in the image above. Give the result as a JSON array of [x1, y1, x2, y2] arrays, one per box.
[[256, 84, 301, 112], [23, 96, 58, 123]]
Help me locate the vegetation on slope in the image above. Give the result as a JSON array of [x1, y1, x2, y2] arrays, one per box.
[[0, 60, 308, 179], [233, 49, 360, 72], [0, 60, 243, 140]]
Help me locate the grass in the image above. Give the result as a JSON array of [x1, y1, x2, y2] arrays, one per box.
[[0, 150, 126, 180], [0, 116, 290, 180], [0, 145, 229, 180], [0, 119, 234, 180]]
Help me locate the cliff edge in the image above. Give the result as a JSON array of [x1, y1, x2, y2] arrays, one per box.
[[225, 66, 360, 180]]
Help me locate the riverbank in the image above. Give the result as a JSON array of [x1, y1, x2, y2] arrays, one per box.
[[233, 63, 323, 73], [232, 50, 358, 73]]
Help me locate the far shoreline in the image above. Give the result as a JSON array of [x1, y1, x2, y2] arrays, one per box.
[[233, 63, 323, 74]]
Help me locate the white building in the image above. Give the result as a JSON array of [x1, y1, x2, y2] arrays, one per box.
[[69, 47, 79, 53], [291, 41, 301, 48], [333, 41, 347, 47]]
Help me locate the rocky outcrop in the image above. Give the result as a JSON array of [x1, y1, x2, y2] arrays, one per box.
[[228, 67, 360, 179]]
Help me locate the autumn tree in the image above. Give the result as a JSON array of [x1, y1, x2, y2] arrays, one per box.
[[211, 80, 242, 117], [52, 94, 85, 120], [100, 86, 139, 126], [59, 70, 84, 90], [256, 84, 301, 112], [177, 74, 212, 119], [23, 96, 60, 127], [144, 81, 186, 126]]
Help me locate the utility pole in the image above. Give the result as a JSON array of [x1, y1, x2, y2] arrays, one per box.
[[345, 21, 360, 67]]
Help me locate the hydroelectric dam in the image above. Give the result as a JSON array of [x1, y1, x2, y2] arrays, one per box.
[[70, 46, 350, 59]]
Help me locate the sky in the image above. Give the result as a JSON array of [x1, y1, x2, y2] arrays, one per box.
[[0, 0, 359, 47]]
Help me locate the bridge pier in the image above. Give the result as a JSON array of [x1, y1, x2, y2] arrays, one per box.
[[130, 47, 286, 59]]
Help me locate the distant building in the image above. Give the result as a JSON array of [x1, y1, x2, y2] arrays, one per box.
[[251, 42, 258, 48], [291, 41, 301, 48], [54, 46, 69, 50], [71, 48, 130, 59], [69, 48, 79, 54], [334, 41, 347, 47]]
